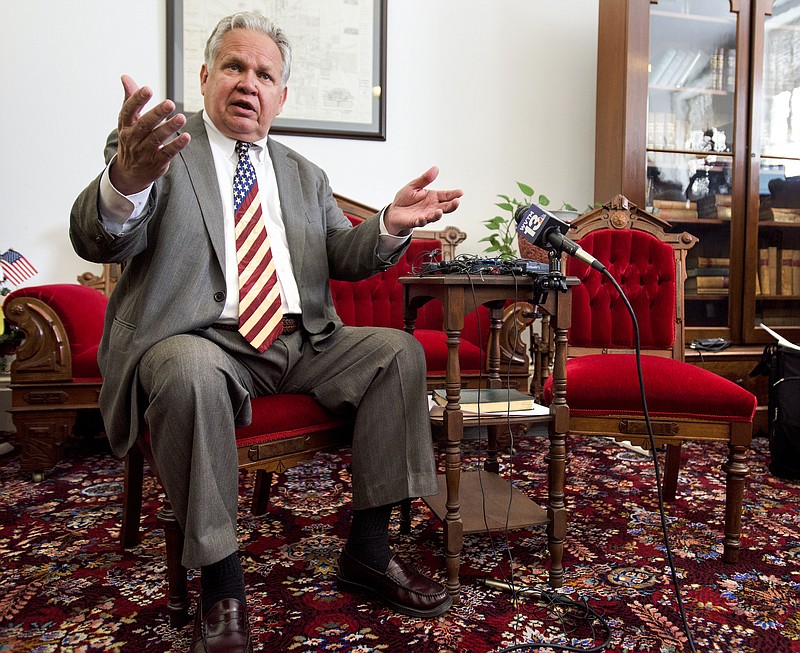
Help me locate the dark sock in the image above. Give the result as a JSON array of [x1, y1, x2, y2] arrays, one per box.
[[345, 504, 393, 572], [200, 553, 246, 616]]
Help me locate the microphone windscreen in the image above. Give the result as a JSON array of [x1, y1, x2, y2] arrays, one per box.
[[515, 204, 569, 248]]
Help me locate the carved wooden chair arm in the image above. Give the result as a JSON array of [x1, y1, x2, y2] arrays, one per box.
[[498, 301, 537, 373], [4, 295, 73, 383], [528, 313, 554, 402]]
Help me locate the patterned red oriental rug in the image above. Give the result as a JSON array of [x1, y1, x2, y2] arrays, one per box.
[[1, 433, 799, 653]]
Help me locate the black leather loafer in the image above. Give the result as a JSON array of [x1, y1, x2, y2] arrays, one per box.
[[336, 549, 452, 618], [191, 598, 252, 653]]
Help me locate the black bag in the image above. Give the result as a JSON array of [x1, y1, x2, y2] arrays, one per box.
[[751, 344, 800, 479]]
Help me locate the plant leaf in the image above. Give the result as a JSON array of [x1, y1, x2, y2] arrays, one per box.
[[484, 216, 507, 229], [517, 182, 534, 197]]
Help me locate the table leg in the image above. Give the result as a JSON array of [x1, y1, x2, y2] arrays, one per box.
[[442, 323, 465, 598], [547, 322, 569, 588]]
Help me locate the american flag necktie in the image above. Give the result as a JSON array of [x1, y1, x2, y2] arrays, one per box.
[[233, 141, 283, 352]]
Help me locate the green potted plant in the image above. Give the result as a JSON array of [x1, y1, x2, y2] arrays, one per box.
[[480, 182, 581, 261]]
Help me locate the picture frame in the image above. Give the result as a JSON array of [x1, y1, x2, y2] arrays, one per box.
[[167, 0, 387, 140]]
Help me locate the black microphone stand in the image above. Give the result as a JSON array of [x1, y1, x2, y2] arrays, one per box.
[[528, 247, 569, 298]]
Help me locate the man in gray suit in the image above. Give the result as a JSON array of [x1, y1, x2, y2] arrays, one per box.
[[71, 12, 462, 653]]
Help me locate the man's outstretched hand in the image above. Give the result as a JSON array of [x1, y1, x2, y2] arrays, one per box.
[[110, 74, 191, 196], [384, 167, 463, 236]]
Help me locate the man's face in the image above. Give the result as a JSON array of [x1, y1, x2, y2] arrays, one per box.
[[200, 28, 288, 142]]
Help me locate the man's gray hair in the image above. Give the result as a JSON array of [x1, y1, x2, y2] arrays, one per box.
[[204, 12, 292, 88]]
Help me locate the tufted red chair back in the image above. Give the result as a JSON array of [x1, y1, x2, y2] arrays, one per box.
[[331, 214, 489, 376], [566, 229, 677, 351], [330, 220, 445, 330]]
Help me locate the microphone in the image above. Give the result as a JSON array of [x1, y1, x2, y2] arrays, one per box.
[[514, 204, 606, 272]]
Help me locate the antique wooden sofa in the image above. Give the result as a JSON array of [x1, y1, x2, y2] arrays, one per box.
[[3, 194, 533, 482]]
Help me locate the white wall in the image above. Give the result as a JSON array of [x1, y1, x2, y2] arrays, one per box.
[[0, 0, 598, 289]]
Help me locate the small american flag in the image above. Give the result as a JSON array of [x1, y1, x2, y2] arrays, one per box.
[[1, 249, 38, 286]]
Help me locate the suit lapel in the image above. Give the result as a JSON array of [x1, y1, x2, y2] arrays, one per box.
[[268, 139, 307, 274], [180, 112, 226, 272]]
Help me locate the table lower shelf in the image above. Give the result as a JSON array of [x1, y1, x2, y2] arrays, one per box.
[[423, 471, 548, 534]]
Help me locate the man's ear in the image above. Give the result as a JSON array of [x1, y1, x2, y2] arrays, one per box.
[[277, 86, 288, 115], [200, 64, 208, 95]]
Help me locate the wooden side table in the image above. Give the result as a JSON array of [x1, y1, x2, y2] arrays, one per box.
[[401, 273, 575, 597]]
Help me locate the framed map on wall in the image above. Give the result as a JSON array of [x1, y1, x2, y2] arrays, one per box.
[[168, 0, 387, 140]]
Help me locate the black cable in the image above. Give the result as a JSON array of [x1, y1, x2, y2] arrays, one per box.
[[599, 268, 698, 653], [420, 258, 615, 652], [466, 269, 613, 653], [466, 271, 523, 648], [479, 263, 699, 653]]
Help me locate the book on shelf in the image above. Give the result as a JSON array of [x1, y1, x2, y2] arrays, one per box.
[[649, 48, 679, 85], [710, 47, 729, 90], [754, 247, 800, 295], [431, 388, 536, 413], [685, 275, 729, 293], [780, 249, 793, 295], [654, 207, 699, 220], [697, 194, 733, 220], [758, 247, 771, 295], [794, 250, 800, 296], [699, 206, 732, 220], [663, 50, 695, 87], [653, 199, 696, 210], [674, 50, 711, 88], [769, 246, 778, 295], [697, 194, 733, 208], [652, 49, 711, 88], [725, 49, 736, 92], [687, 266, 730, 277], [760, 205, 800, 223], [692, 256, 731, 268]]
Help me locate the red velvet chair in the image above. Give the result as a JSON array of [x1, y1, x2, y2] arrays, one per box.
[[541, 195, 757, 563]]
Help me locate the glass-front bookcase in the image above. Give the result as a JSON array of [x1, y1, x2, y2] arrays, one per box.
[[596, 0, 800, 345], [646, 0, 740, 333], [746, 0, 800, 339]]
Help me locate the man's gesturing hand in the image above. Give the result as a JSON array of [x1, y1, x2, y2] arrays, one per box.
[[110, 75, 191, 195], [384, 166, 463, 236]]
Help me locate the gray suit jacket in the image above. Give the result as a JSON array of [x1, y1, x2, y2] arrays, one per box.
[[70, 112, 407, 458]]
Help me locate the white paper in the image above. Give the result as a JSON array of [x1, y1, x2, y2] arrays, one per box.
[[759, 323, 800, 351]]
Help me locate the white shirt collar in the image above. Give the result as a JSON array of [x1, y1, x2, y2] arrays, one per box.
[[202, 110, 269, 163]]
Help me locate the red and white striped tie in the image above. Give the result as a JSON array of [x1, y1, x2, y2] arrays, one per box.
[[233, 141, 283, 352]]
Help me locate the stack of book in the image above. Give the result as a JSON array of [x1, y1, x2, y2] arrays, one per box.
[[756, 247, 800, 296], [697, 194, 733, 220], [652, 199, 698, 221], [686, 256, 730, 294], [649, 48, 711, 88], [430, 388, 548, 416]]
